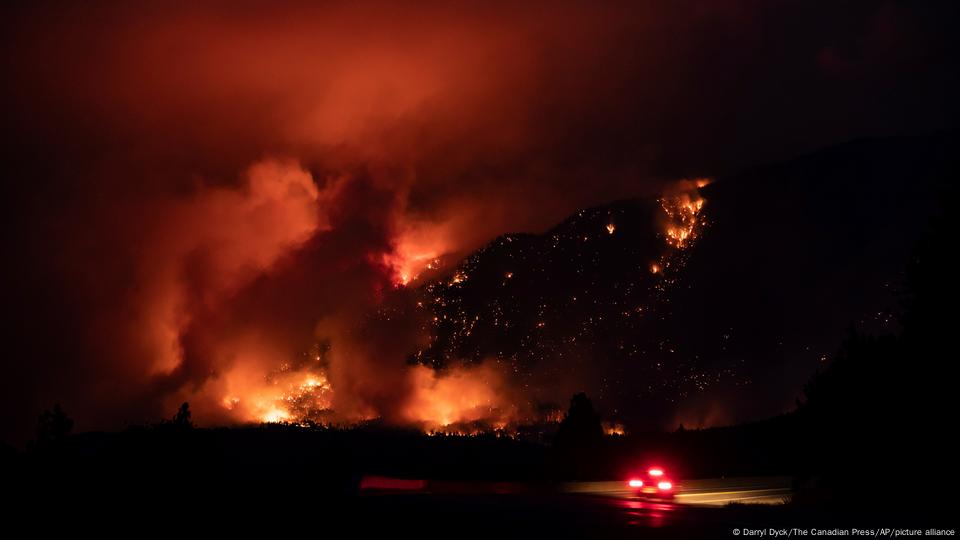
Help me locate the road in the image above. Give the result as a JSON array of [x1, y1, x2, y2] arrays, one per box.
[[353, 475, 794, 536], [562, 476, 793, 506], [361, 474, 793, 506]]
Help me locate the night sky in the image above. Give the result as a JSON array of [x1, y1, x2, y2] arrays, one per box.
[[1, 0, 958, 443]]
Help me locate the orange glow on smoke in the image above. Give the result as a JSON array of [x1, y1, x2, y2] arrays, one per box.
[[384, 250, 443, 287], [146, 160, 323, 374], [384, 220, 456, 287], [216, 358, 522, 431], [403, 363, 518, 430]]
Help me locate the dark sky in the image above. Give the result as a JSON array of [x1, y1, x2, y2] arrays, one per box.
[[1, 0, 957, 443]]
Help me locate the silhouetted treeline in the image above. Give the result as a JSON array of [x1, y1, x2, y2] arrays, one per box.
[[793, 192, 958, 510], [2, 400, 804, 498]]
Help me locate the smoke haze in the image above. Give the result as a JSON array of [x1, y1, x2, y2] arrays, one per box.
[[1, 0, 957, 442]]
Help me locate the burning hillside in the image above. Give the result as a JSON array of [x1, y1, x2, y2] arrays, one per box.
[[206, 180, 712, 433]]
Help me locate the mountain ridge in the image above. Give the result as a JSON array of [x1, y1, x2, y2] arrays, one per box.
[[410, 133, 957, 431]]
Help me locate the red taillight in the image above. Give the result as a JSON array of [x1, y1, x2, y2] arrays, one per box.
[[657, 481, 672, 491], [648, 468, 664, 477], [628, 479, 644, 488]]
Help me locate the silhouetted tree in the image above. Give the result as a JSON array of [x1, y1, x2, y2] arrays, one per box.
[[553, 393, 604, 448], [171, 402, 193, 428], [36, 403, 73, 449]]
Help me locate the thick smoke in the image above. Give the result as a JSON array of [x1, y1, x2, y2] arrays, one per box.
[[2, 1, 956, 441]]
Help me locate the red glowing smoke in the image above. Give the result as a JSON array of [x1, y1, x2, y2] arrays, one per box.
[[1, 1, 952, 441]]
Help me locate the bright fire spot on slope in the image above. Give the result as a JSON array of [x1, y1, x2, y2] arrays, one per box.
[[650, 177, 711, 283], [659, 178, 710, 248]]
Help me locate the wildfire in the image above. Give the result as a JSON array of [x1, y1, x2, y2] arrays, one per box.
[[219, 365, 334, 425], [658, 178, 710, 249], [647, 177, 710, 294], [386, 252, 442, 287], [212, 177, 712, 433], [218, 356, 524, 431], [545, 408, 565, 423], [260, 408, 291, 423], [384, 215, 463, 287], [603, 421, 627, 436], [403, 363, 517, 429]]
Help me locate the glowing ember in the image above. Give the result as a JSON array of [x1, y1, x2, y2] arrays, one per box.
[[545, 409, 565, 423], [606, 223, 616, 234]]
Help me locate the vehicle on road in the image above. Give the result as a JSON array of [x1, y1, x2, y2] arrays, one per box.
[[626, 467, 676, 500]]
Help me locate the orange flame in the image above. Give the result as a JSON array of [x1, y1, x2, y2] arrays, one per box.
[[216, 360, 334, 424], [603, 421, 627, 436], [658, 177, 710, 249]]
